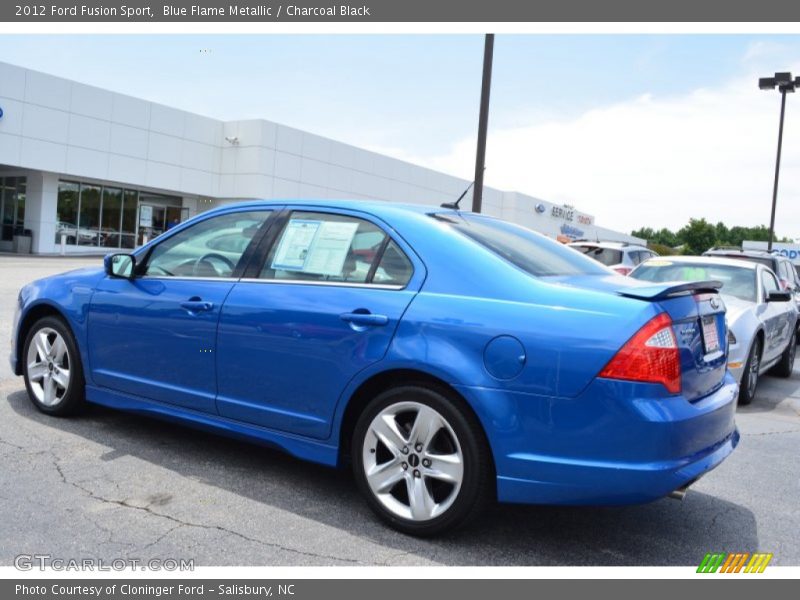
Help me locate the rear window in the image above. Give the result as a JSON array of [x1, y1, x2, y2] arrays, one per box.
[[571, 245, 624, 266], [433, 213, 609, 277], [632, 261, 757, 302]]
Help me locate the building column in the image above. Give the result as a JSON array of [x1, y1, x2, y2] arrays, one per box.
[[181, 195, 199, 220], [23, 171, 59, 254]]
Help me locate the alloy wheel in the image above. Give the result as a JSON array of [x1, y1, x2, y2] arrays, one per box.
[[747, 346, 760, 397], [361, 401, 464, 522], [26, 327, 71, 407]]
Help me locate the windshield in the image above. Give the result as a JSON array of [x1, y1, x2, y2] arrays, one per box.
[[434, 213, 610, 277], [571, 245, 624, 266], [632, 261, 757, 302]]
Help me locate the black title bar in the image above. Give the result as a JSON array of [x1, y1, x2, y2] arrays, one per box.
[[4, 0, 800, 22]]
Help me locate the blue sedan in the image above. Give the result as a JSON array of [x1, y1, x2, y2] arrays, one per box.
[[10, 201, 739, 536]]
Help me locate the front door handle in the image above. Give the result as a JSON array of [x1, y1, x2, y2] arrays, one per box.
[[340, 312, 389, 327], [180, 300, 214, 313]]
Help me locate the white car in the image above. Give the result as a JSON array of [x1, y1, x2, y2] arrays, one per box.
[[631, 256, 798, 405], [569, 241, 658, 276]]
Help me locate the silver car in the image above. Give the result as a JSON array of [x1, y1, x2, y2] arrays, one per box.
[[631, 256, 797, 404]]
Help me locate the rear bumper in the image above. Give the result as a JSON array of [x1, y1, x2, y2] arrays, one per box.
[[455, 373, 739, 505]]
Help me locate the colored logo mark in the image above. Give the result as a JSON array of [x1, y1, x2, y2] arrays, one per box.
[[697, 552, 773, 573]]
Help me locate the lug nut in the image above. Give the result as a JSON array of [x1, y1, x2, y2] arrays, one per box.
[[402, 446, 409, 454], [401, 462, 408, 470], [422, 458, 431, 467], [415, 444, 423, 452], [413, 469, 420, 478]]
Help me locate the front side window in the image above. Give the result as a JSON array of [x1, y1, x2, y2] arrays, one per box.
[[144, 211, 270, 278], [761, 269, 779, 300], [260, 211, 413, 286], [439, 214, 609, 277]]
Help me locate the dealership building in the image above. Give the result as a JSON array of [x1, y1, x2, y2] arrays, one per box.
[[0, 60, 642, 254]]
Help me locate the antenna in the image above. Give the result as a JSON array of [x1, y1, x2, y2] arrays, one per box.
[[441, 167, 485, 210]]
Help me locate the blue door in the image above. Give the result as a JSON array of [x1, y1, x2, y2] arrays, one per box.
[[215, 209, 423, 439], [87, 209, 274, 412]]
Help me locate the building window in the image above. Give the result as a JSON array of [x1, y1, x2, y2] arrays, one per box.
[[55, 180, 181, 249], [1, 177, 27, 242], [101, 187, 123, 248], [77, 184, 101, 246]]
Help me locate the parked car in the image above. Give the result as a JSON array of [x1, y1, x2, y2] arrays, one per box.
[[703, 248, 800, 331], [55, 221, 104, 246], [569, 241, 658, 275], [11, 201, 739, 536], [631, 256, 797, 404]]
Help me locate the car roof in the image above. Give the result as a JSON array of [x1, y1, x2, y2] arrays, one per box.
[[203, 198, 452, 218], [640, 255, 760, 270], [704, 248, 779, 260], [568, 241, 648, 250]]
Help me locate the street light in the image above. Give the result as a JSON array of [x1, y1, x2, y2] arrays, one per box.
[[759, 71, 800, 251]]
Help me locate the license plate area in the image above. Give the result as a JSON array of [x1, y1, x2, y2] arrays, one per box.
[[701, 315, 720, 354]]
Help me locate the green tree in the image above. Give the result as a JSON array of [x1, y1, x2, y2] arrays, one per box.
[[677, 218, 717, 255]]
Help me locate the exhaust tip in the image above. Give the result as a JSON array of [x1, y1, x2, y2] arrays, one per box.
[[669, 480, 697, 500], [668, 487, 687, 500]]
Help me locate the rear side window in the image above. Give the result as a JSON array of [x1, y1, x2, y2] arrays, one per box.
[[573, 245, 624, 267], [260, 211, 413, 287], [435, 214, 609, 277]]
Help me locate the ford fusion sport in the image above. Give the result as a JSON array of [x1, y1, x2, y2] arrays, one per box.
[[10, 200, 739, 536]]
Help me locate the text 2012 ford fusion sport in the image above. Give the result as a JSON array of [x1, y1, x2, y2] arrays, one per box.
[[10, 201, 739, 536]]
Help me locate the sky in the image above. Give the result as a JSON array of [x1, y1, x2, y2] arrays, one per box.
[[2, 34, 800, 238]]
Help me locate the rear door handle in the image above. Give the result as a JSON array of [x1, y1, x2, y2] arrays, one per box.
[[180, 300, 214, 313], [340, 312, 389, 327]]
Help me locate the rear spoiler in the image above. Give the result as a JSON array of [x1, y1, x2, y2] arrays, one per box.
[[617, 280, 723, 301]]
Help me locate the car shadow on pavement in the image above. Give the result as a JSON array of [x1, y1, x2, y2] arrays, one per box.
[[5, 389, 759, 566], [739, 372, 800, 417]]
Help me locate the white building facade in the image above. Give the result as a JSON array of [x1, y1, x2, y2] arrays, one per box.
[[0, 60, 642, 254]]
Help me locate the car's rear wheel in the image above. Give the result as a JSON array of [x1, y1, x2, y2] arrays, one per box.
[[352, 386, 492, 536], [738, 338, 762, 405], [771, 330, 796, 378], [23, 316, 85, 416]]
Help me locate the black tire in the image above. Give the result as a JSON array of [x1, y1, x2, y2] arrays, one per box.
[[351, 385, 493, 537], [22, 316, 86, 416], [771, 329, 796, 378], [738, 337, 762, 406]]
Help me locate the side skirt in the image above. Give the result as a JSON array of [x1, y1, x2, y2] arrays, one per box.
[[85, 385, 340, 467]]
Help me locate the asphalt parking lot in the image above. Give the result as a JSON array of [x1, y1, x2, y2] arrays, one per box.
[[0, 255, 798, 566]]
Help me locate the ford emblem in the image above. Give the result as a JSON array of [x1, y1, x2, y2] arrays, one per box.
[[535, 203, 546, 214]]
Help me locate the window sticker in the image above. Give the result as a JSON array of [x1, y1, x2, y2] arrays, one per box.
[[271, 219, 360, 276], [304, 221, 360, 275], [271, 219, 322, 271]]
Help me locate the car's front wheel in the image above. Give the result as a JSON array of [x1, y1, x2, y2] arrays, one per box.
[[738, 338, 762, 405], [352, 386, 493, 537], [23, 316, 85, 416]]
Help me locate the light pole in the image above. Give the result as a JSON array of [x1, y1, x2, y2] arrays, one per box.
[[759, 72, 800, 251], [472, 34, 494, 214]]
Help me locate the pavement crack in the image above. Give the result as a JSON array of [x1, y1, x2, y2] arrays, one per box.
[[742, 429, 800, 436], [48, 453, 369, 565]]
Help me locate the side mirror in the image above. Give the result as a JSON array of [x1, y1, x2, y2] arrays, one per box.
[[104, 253, 136, 279], [767, 290, 792, 302]]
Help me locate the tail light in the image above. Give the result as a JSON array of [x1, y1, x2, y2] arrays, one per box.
[[613, 266, 633, 276], [599, 312, 681, 394]]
